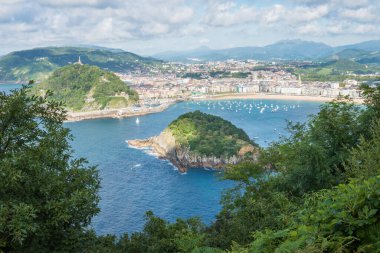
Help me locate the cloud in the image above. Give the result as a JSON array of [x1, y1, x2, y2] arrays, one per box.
[[203, 0, 380, 38], [0, 0, 195, 42], [199, 38, 210, 44], [203, 2, 258, 27], [0, 0, 380, 55], [340, 7, 376, 22]]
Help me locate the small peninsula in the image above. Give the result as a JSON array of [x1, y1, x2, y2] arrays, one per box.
[[32, 63, 138, 111], [129, 111, 259, 172]]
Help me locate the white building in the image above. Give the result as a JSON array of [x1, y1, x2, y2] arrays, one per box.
[[330, 82, 340, 89], [280, 87, 302, 95]]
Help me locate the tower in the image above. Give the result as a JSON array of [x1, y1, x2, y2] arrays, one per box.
[[77, 56, 83, 65]]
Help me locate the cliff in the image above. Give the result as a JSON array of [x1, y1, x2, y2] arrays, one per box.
[[128, 111, 259, 172]]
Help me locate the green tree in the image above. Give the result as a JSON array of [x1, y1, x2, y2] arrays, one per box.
[[116, 211, 206, 253], [206, 98, 369, 249], [0, 86, 100, 252]]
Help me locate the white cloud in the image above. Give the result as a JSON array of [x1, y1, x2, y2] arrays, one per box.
[[262, 4, 285, 24], [340, 8, 376, 22], [204, 2, 257, 27], [199, 38, 210, 44], [0, 0, 380, 55]]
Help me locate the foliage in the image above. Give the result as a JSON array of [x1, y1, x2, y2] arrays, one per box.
[[0, 86, 100, 252], [360, 84, 380, 123], [32, 64, 138, 111], [203, 95, 377, 250], [269, 98, 363, 196], [243, 174, 380, 253], [292, 59, 380, 81], [209, 71, 249, 78], [182, 73, 207, 79], [113, 211, 206, 253], [168, 110, 255, 157]]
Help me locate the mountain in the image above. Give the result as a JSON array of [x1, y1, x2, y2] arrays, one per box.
[[260, 40, 334, 59], [154, 39, 380, 63], [0, 47, 162, 82], [32, 64, 138, 111], [335, 40, 380, 52], [327, 48, 380, 66], [75, 44, 126, 53], [128, 110, 258, 172], [153, 40, 334, 62], [330, 49, 369, 60]]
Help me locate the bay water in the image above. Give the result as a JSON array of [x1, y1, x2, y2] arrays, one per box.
[[1, 84, 322, 235]]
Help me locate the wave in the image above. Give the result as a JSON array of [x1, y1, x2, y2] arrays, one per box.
[[125, 140, 151, 150]]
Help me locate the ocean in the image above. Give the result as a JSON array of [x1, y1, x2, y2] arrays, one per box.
[[1, 84, 322, 235]]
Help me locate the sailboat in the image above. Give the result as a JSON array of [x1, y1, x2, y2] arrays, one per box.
[[136, 117, 140, 124]]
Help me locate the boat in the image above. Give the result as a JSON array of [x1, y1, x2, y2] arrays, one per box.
[[136, 117, 140, 124]]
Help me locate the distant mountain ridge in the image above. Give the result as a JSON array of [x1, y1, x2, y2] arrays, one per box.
[[335, 40, 380, 52], [0, 46, 162, 82], [153, 39, 380, 63]]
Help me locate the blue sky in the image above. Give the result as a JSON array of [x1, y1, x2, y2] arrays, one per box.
[[0, 0, 379, 55]]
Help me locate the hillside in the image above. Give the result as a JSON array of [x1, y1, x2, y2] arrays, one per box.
[[335, 40, 380, 52], [0, 47, 162, 82], [291, 59, 380, 81], [168, 110, 255, 157], [32, 64, 138, 111], [129, 111, 258, 171]]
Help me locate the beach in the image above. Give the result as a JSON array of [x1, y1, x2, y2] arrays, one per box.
[[65, 93, 364, 122], [193, 93, 364, 103]]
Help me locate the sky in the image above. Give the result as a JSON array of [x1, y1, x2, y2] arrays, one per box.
[[1, 0, 380, 56]]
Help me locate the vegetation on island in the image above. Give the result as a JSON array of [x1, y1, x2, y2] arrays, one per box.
[[32, 64, 138, 111], [0, 46, 162, 82], [168, 111, 255, 157], [1, 82, 380, 252]]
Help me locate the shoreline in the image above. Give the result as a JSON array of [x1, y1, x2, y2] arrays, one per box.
[[65, 101, 175, 122], [64, 93, 364, 122], [192, 93, 364, 103]]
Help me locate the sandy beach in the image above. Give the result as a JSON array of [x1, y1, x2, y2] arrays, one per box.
[[65, 93, 363, 122], [192, 93, 364, 103]]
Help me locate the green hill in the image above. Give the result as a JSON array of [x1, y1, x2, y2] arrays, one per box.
[[331, 49, 370, 60], [32, 64, 138, 111], [168, 110, 255, 157], [0, 47, 162, 82], [293, 59, 380, 81]]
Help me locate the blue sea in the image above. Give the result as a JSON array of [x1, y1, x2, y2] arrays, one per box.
[[1, 84, 322, 235]]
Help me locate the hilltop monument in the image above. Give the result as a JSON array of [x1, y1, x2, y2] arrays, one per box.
[[76, 56, 83, 65]]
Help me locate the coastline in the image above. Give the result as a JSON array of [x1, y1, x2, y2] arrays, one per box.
[[65, 101, 175, 122], [65, 93, 364, 122], [192, 93, 364, 103], [127, 131, 258, 173]]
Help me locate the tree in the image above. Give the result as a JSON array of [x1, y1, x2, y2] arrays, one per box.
[[0, 86, 100, 252]]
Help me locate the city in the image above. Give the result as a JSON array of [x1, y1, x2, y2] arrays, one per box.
[[115, 59, 366, 105]]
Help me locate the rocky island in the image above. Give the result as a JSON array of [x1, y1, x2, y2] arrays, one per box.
[[129, 111, 259, 172], [32, 63, 139, 111]]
